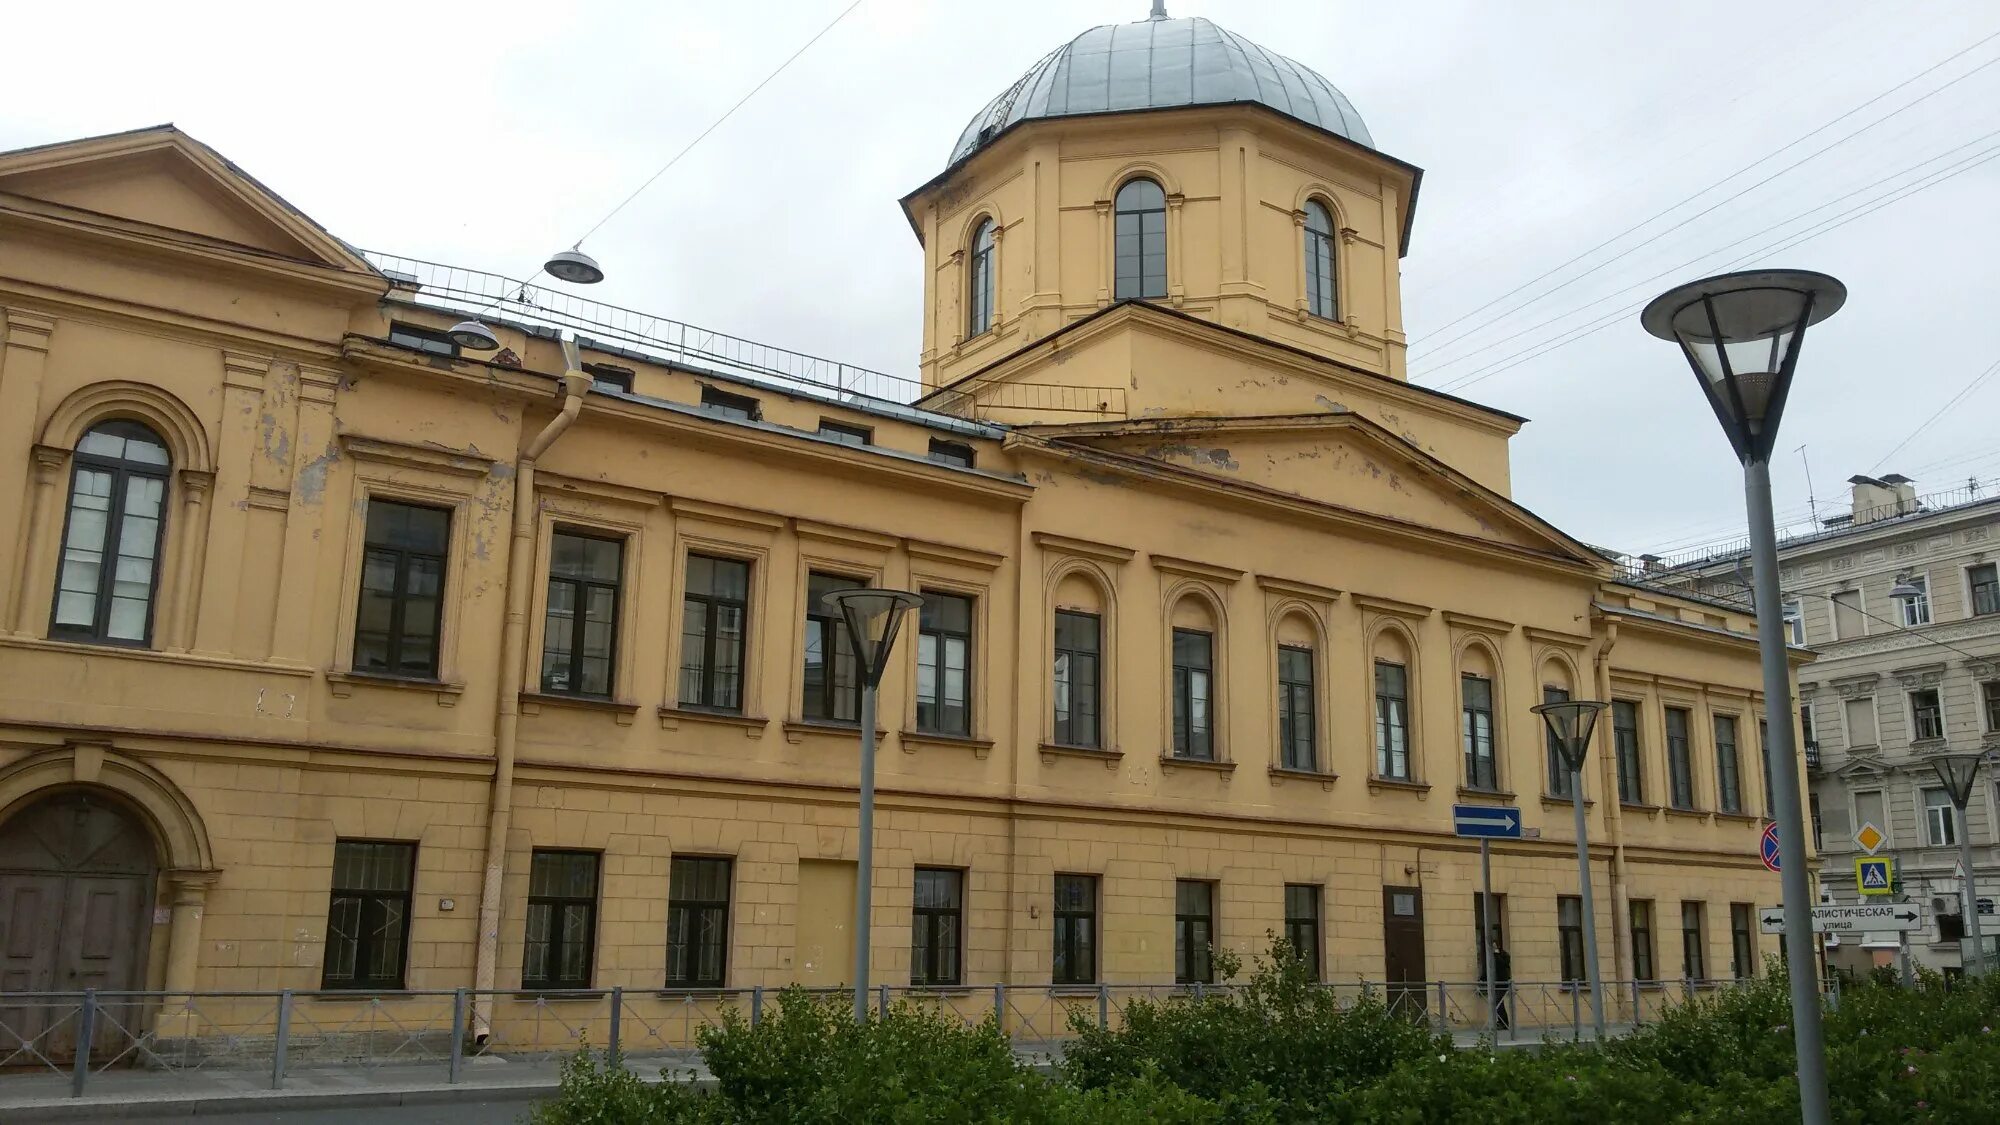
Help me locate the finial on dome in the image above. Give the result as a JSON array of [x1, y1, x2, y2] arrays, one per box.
[[1149, 2, 1168, 20]]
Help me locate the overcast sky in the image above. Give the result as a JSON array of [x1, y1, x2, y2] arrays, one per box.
[[5, 1, 1996, 558]]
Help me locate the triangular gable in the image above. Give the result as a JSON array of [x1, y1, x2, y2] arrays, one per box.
[[1022, 412, 1603, 567], [0, 125, 376, 275]]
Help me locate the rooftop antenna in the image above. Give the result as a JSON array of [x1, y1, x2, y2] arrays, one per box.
[[1796, 444, 1819, 527], [1150, 2, 1169, 20]]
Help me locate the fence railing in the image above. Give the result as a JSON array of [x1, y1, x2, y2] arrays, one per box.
[[0, 977, 1836, 1099]]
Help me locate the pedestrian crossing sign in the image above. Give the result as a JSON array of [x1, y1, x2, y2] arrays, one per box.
[[1856, 857, 1894, 896]]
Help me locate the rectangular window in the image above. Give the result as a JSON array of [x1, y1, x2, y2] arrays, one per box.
[[1052, 611, 1102, 748], [1613, 700, 1644, 805], [1630, 899, 1656, 983], [1171, 628, 1214, 760], [928, 439, 975, 469], [1461, 674, 1497, 790], [1810, 791, 1824, 851], [388, 321, 458, 356], [1052, 874, 1098, 986], [1174, 880, 1215, 984], [1374, 661, 1410, 780], [1924, 787, 1957, 847], [1474, 891, 1507, 960], [1845, 695, 1878, 747], [322, 840, 416, 990], [1730, 903, 1756, 980], [1714, 715, 1742, 814], [53, 425, 170, 645], [1760, 720, 1775, 819], [816, 419, 872, 446], [1831, 589, 1865, 638], [1545, 685, 1575, 798], [523, 850, 599, 990], [917, 592, 974, 736], [1898, 575, 1932, 627], [1557, 896, 1584, 983], [1971, 562, 2000, 617], [585, 364, 634, 393], [1781, 597, 1804, 646], [803, 572, 863, 723], [1278, 646, 1317, 771], [1666, 707, 1696, 809], [699, 385, 761, 421], [1854, 790, 1887, 847], [911, 867, 964, 986], [666, 857, 731, 988], [1984, 681, 2000, 732], [353, 500, 449, 679], [679, 554, 750, 712], [1681, 901, 1706, 981], [1285, 884, 1322, 979], [1910, 689, 1944, 742], [540, 530, 622, 697]]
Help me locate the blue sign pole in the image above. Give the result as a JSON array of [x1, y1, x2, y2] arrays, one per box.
[[1454, 804, 1520, 1040]]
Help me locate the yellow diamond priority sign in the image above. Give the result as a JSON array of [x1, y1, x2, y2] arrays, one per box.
[[1854, 821, 1886, 856], [1856, 856, 1894, 896]]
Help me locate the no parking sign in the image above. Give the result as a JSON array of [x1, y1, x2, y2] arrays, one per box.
[[1760, 822, 1782, 873]]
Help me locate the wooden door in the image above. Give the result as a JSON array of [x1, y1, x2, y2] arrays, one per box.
[[1382, 885, 1427, 1018]]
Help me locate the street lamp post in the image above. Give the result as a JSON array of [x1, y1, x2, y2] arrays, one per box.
[[1643, 268, 1847, 1125], [1931, 753, 1988, 976], [823, 587, 925, 1022], [1533, 699, 1608, 1039]]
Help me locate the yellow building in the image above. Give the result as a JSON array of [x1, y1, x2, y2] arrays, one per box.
[[0, 10, 1805, 1057]]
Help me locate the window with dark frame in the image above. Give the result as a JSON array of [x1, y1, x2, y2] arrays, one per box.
[[1303, 199, 1338, 320], [1984, 681, 2000, 732], [1053, 874, 1098, 986], [1971, 563, 1999, 617], [1284, 884, 1322, 979], [911, 867, 964, 986], [52, 420, 171, 646], [1666, 706, 1696, 810], [541, 530, 622, 697], [1174, 879, 1215, 984], [1730, 903, 1756, 979], [1462, 674, 1497, 790], [1278, 645, 1317, 771], [1171, 628, 1214, 760], [1375, 661, 1410, 780], [523, 850, 599, 990], [585, 364, 634, 394], [928, 439, 975, 469], [699, 386, 761, 421], [1544, 685, 1574, 797], [917, 592, 974, 737], [1630, 899, 1656, 983], [353, 499, 449, 680], [1911, 688, 1944, 741], [967, 218, 996, 337], [1613, 700, 1644, 805], [388, 322, 459, 356], [1474, 891, 1507, 952], [1681, 900, 1706, 981], [679, 554, 750, 712], [817, 419, 872, 447], [803, 572, 863, 723], [1114, 178, 1167, 300], [1052, 610, 1102, 748], [666, 856, 731, 988], [1759, 720, 1775, 819], [1714, 714, 1743, 814], [322, 840, 416, 991], [1557, 895, 1585, 983]]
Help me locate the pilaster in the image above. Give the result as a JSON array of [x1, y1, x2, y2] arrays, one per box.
[[267, 363, 340, 664], [0, 310, 57, 632]]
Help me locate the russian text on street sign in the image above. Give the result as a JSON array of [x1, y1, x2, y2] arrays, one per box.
[[1452, 804, 1522, 839], [1759, 822, 1781, 873], [1761, 902, 1922, 935], [1853, 821, 1886, 856], [1856, 857, 1894, 896]]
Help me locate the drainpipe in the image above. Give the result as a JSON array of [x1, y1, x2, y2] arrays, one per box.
[[1591, 616, 1631, 982], [472, 337, 593, 1040]]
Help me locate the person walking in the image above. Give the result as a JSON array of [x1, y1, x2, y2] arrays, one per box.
[[1482, 929, 1513, 1031]]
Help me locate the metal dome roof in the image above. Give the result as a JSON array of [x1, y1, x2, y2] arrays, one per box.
[[948, 13, 1373, 166]]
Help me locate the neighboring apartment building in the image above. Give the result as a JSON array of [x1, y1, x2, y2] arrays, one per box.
[[0, 12, 1801, 1059], [1660, 474, 2000, 974]]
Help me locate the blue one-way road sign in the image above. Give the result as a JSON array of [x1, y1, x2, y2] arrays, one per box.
[[1453, 804, 1522, 839]]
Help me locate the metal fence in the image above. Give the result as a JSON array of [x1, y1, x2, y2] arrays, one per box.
[[0, 977, 1835, 1100]]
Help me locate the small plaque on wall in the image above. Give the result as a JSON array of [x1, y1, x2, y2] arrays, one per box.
[[154, 907, 172, 925]]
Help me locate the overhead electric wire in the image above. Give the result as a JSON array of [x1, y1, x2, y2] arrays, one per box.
[[1410, 29, 2000, 361], [1868, 356, 2000, 472]]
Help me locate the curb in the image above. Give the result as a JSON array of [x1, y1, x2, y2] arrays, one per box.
[[4, 1080, 555, 1122]]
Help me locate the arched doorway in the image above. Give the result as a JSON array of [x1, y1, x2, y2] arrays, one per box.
[[0, 790, 157, 1062]]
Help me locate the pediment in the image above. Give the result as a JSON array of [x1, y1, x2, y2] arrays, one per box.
[[1027, 413, 1600, 564], [0, 126, 372, 274]]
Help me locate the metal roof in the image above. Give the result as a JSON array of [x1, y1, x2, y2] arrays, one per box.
[[949, 15, 1372, 166]]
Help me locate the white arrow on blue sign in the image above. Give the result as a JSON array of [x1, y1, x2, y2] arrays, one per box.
[[1452, 804, 1522, 839]]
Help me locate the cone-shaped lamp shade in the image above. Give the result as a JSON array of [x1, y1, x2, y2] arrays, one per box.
[[1533, 699, 1608, 773], [1931, 753, 1985, 808], [823, 588, 923, 689]]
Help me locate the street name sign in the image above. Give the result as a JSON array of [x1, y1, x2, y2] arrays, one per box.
[[1761, 903, 1922, 935], [1452, 804, 1522, 839]]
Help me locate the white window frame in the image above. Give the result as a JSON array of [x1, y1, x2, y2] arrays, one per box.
[[1830, 587, 1867, 641], [1907, 686, 1945, 743], [1897, 571, 1931, 627], [1781, 597, 1804, 646], [1923, 786, 1956, 848]]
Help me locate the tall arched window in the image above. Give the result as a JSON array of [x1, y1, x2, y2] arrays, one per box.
[[53, 420, 171, 645], [1114, 178, 1167, 300], [1304, 199, 1337, 320], [967, 219, 996, 337]]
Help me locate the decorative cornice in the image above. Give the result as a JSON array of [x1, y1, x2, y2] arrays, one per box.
[[1032, 531, 1135, 565], [2, 308, 56, 351], [906, 539, 1006, 571], [221, 351, 272, 391], [1352, 593, 1433, 619], [537, 470, 663, 509], [340, 435, 494, 479], [1254, 574, 1342, 602], [793, 519, 899, 553], [668, 497, 786, 533], [1443, 610, 1516, 635], [1149, 554, 1245, 584]]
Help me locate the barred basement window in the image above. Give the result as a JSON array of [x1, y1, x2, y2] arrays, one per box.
[[523, 850, 599, 990], [322, 840, 416, 991], [1174, 879, 1215, 984], [666, 857, 731, 988], [911, 867, 964, 986], [1284, 884, 1322, 980], [1053, 874, 1098, 986]]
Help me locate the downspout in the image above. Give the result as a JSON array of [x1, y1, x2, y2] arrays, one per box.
[[1591, 615, 1630, 982], [473, 338, 593, 1041]]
